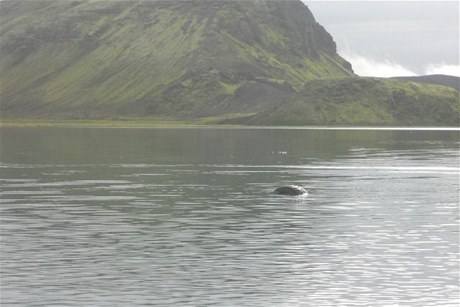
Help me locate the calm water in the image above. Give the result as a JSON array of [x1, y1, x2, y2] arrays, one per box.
[[1, 127, 459, 306]]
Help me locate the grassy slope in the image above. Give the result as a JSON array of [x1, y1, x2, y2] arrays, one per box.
[[392, 75, 460, 92], [232, 78, 460, 126], [1, 1, 206, 117]]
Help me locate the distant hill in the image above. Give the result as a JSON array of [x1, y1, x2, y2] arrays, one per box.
[[392, 75, 460, 92], [226, 77, 459, 126], [0, 0, 459, 126]]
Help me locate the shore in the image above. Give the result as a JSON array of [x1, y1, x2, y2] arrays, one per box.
[[1, 119, 459, 131], [0, 118, 221, 128], [0, 113, 261, 128]]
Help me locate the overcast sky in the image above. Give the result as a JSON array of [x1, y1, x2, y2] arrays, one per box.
[[304, 1, 460, 77]]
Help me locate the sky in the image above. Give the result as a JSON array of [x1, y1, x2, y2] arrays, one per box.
[[304, 1, 460, 77]]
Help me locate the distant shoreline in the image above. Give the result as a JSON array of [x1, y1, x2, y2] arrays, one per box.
[[1, 119, 458, 131], [0, 118, 200, 128]]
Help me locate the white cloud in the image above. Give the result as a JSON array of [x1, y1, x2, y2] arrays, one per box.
[[341, 53, 460, 78], [425, 64, 460, 77], [341, 53, 417, 77]]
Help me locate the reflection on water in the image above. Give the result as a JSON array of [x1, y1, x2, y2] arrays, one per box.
[[1, 127, 459, 306]]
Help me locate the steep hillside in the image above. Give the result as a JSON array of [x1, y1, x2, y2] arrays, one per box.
[[232, 78, 460, 126], [0, 0, 353, 119]]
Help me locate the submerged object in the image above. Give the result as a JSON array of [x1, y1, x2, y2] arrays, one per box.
[[273, 185, 307, 196]]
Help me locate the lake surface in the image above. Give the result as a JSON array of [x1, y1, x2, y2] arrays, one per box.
[[1, 127, 459, 306]]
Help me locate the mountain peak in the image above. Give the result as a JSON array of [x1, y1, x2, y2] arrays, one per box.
[[1, 0, 353, 119]]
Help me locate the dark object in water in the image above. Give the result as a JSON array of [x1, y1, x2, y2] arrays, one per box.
[[273, 185, 307, 196]]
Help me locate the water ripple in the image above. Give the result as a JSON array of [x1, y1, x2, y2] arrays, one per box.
[[1, 129, 458, 306]]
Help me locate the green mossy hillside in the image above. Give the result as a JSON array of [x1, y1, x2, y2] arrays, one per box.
[[231, 78, 460, 126], [0, 0, 353, 119]]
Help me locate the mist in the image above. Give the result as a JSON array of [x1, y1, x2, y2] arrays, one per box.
[[342, 53, 460, 78], [306, 1, 459, 78]]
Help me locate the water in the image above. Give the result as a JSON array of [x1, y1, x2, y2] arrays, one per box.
[[1, 127, 459, 306]]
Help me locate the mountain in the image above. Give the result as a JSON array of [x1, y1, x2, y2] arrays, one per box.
[[0, 0, 353, 119], [0, 0, 458, 126], [392, 75, 460, 92]]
